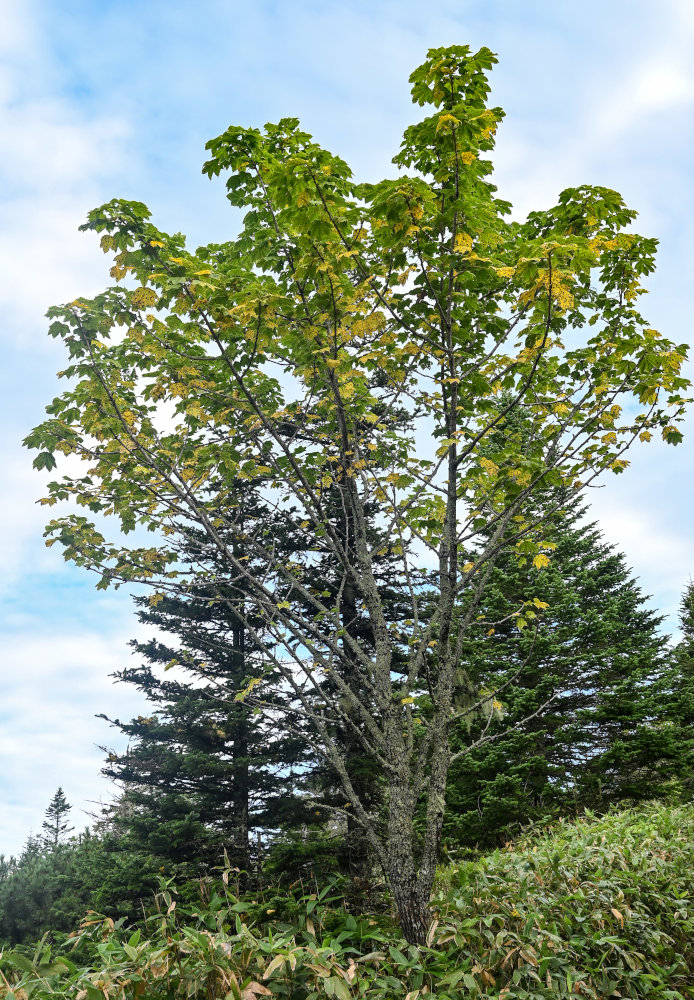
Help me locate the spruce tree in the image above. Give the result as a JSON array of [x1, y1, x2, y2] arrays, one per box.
[[41, 788, 74, 849], [670, 582, 694, 790], [646, 581, 694, 799], [100, 553, 311, 876], [100, 598, 307, 875], [442, 498, 670, 850]]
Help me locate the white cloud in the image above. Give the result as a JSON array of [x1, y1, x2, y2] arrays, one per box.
[[0, 624, 149, 857], [0, 443, 52, 585], [0, 0, 144, 852], [0, 0, 35, 59], [588, 500, 694, 624], [0, 0, 131, 343], [594, 60, 694, 137], [0, 112, 130, 341]]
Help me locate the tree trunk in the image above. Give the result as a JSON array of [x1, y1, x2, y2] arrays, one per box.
[[339, 541, 380, 878], [392, 883, 431, 946], [230, 621, 250, 876], [387, 772, 432, 945]]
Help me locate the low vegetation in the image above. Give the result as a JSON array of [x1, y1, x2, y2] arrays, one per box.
[[2, 803, 693, 999]]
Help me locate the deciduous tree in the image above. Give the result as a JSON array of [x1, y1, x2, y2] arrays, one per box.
[[26, 45, 688, 941]]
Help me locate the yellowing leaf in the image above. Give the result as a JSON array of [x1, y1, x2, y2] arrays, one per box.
[[132, 286, 158, 309], [454, 233, 473, 255], [436, 112, 460, 133], [479, 457, 498, 476], [533, 553, 550, 569], [235, 677, 263, 702], [263, 955, 286, 980]]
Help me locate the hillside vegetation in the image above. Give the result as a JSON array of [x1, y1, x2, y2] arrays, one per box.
[[2, 803, 693, 999]]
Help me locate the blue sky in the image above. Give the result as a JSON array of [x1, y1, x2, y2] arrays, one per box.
[[1, 0, 693, 856]]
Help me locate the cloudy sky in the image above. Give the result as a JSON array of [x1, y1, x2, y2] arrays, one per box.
[[1, 0, 693, 856]]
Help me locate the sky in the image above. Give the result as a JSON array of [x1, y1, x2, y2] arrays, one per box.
[[1, 0, 694, 857]]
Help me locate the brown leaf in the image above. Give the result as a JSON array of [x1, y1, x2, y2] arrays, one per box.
[[502, 947, 518, 969], [243, 983, 273, 999], [425, 919, 439, 947], [263, 954, 285, 979]]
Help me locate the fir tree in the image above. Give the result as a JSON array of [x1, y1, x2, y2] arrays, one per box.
[[41, 788, 74, 849], [643, 581, 694, 799], [442, 498, 670, 850], [669, 582, 694, 791], [100, 554, 311, 877]]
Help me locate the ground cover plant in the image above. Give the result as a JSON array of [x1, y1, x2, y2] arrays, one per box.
[[2, 803, 693, 999]]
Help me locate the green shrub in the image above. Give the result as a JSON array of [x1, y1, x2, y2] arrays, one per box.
[[2, 803, 693, 998]]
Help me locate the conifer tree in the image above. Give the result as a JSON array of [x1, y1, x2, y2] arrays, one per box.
[[41, 788, 74, 849], [668, 582, 694, 790], [100, 579, 311, 876], [642, 581, 694, 799], [443, 499, 670, 849]]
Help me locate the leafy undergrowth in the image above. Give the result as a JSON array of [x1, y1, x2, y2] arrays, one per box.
[[2, 803, 694, 999]]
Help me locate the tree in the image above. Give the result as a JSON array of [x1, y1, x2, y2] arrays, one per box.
[[668, 583, 694, 791], [26, 45, 689, 942], [442, 497, 670, 850], [42, 788, 74, 849], [0, 827, 166, 945], [100, 578, 311, 876], [630, 581, 694, 800]]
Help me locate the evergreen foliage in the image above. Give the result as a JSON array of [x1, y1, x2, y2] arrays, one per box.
[[443, 500, 670, 849], [645, 580, 694, 799], [100, 578, 311, 876], [669, 582, 694, 786], [41, 788, 74, 849], [0, 831, 167, 946]]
